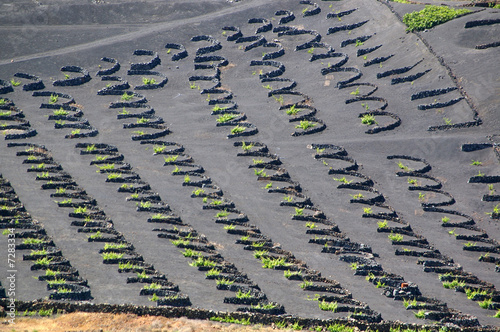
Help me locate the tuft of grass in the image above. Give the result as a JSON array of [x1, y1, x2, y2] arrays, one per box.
[[253, 250, 268, 259], [241, 141, 254, 151], [442, 279, 465, 289], [284, 270, 302, 279], [479, 298, 492, 309], [217, 113, 237, 123], [295, 120, 316, 130], [53, 108, 69, 116], [38, 308, 54, 317], [286, 105, 301, 116], [216, 278, 234, 285], [230, 126, 246, 134], [327, 323, 354, 332], [172, 166, 181, 174], [361, 114, 377, 125], [47, 278, 66, 285], [45, 269, 60, 276], [121, 93, 133, 101], [251, 302, 277, 310], [333, 176, 352, 184], [153, 145, 166, 153], [236, 289, 254, 299], [23, 238, 45, 244], [470, 160, 482, 166], [49, 94, 59, 104], [486, 204, 500, 216], [107, 173, 122, 180], [101, 252, 124, 260], [164, 155, 179, 163], [261, 257, 290, 269], [35, 257, 53, 266], [103, 243, 127, 250], [377, 220, 388, 229], [403, 298, 417, 308], [143, 282, 162, 290], [189, 257, 216, 268], [212, 104, 227, 112], [10, 79, 21, 86], [182, 248, 200, 258], [305, 222, 316, 229], [89, 231, 101, 239], [465, 288, 489, 300], [209, 316, 250, 325], [414, 310, 426, 319], [215, 210, 229, 218], [142, 77, 157, 85], [254, 169, 267, 177], [318, 300, 338, 312], [205, 268, 220, 277], [192, 189, 205, 196], [294, 207, 304, 216], [118, 262, 138, 270], [388, 233, 404, 242], [300, 280, 313, 289]]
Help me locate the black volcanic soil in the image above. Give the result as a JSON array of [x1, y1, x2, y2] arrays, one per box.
[[0, 0, 499, 330]]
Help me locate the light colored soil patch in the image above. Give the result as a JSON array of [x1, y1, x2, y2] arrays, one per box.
[[2, 312, 286, 332]]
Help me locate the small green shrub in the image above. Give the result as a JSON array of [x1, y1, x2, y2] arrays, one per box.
[[479, 298, 492, 309], [442, 279, 465, 289], [388, 233, 403, 242], [286, 105, 301, 116], [361, 114, 377, 125], [142, 77, 157, 85], [318, 300, 338, 312], [217, 113, 237, 123], [284, 270, 302, 279], [295, 120, 316, 130], [216, 278, 234, 285], [261, 257, 289, 269], [189, 257, 216, 267], [414, 309, 426, 319], [231, 126, 245, 134], [121, 93, 133, 101], [101, 252, 124, 260]]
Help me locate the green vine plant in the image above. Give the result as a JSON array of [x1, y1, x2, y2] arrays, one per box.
[[361, 114, 377, 125], [403, 6, 471, 32], [295, 120, 316, 130]]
